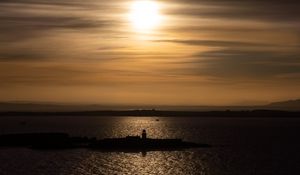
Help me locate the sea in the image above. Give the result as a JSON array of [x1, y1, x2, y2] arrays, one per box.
[[0, 116, 299, 175]]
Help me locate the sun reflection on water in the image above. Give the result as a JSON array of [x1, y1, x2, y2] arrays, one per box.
[[73, 150, 209, 175], [109, 117, 170, 139]]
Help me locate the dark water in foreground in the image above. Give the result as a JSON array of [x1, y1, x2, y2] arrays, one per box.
[[0, 116, 299, 175]]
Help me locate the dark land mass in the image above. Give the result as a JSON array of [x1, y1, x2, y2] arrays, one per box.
[[1, 99, 299, 117], [0, 132, 210, 151], [267, 99, 300, 110], [1, 110, 300, 117], [0, 99, 300, 112]]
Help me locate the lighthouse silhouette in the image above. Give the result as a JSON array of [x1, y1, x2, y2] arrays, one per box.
[[142, 129, 147, 139]]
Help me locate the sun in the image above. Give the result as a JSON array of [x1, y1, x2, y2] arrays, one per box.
[[129, 0, 162, 32]]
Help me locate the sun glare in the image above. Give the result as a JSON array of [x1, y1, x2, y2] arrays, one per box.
[[129, 0, 162, 32]]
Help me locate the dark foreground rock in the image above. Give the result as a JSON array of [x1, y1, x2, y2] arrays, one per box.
[[0, 132, 211, 151]]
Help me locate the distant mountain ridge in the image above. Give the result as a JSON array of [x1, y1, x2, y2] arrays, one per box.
[[266, 99, 300, 110], [0, 99, 299, 112]]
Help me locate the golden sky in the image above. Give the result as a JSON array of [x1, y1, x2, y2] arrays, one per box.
[[0, 0, 300, 105]]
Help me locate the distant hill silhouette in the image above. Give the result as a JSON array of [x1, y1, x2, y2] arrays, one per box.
[[0, 102, 258, 112], [0, 99, 299, 112], [0, 102, 109, 112], [266, 99, 300, 110]]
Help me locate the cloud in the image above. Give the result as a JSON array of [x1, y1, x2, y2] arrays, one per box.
[[0, 15, 116, 38], [0, 62, 178, 86], [0, 0, 125, 62], [1, 0, 300, 95], [179, 49, 300, 80], [0, 63, 110, 86], [0, 52, 48, 61], [165, 0, 300, 23], [0, 0, 120, 42], [0, 16, 114, 30], [152, 39, 276, 48], [0, 0, 99, 8]]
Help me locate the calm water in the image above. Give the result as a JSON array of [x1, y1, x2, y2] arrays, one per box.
[[0, 116, 299, 175]]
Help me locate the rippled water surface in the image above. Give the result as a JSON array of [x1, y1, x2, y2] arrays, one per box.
[[0, 116, 300, 175]]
